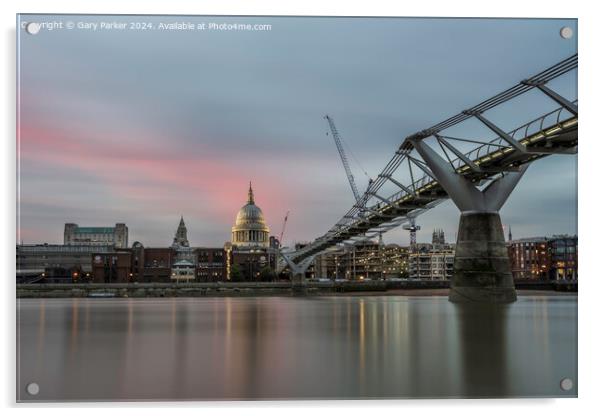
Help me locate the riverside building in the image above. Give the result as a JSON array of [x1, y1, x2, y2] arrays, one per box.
[[64, 223, 128, 248], [313, 238, 410, 280], [408, 229, 455, 280], [507, 235, 577, 281], [21, 185, 282, 284], [17, 243, 113, 283]]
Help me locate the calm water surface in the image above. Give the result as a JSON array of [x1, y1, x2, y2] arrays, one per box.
[[17, 295, 577, 401]]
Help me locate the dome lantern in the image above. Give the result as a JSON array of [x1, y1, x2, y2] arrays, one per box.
[[248, 181, 255, 205]]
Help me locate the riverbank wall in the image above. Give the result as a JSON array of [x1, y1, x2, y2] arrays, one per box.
[[16, 279, 576, 298]]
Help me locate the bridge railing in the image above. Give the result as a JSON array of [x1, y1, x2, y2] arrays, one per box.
[[316, 103, 579, 250], [372, 102, 578, 208], [467, 101, 578, 164]]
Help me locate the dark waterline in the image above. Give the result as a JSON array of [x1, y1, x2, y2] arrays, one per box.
[[16, 295, 577, 401]]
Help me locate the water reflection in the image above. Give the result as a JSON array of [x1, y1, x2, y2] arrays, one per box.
[[454, 303, 509, 397], [17, 295, 577, 401]]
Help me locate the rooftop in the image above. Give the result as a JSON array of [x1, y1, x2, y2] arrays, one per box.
[[74, 227, 116, 234]]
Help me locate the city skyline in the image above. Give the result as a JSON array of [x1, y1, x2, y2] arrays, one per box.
[[17, 15, 577, 246]]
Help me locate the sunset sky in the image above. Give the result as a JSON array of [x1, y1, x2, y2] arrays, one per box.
[[17, 15, 577, 247]]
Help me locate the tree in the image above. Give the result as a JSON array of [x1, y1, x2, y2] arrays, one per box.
[[259, 267, 276, 282]]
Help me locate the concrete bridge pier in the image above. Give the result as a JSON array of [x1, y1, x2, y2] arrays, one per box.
[[410, 138, 529, 303], [452, 211, 515, 303]]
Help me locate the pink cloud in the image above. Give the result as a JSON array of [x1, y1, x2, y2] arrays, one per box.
[[18, 119, 295, 234]]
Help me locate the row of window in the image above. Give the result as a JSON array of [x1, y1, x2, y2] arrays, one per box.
[[17, 246, 113, 253]]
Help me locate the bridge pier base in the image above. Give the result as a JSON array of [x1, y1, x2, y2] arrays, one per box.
[[450, 212, 516, 303], [291, 273, 307, 296]]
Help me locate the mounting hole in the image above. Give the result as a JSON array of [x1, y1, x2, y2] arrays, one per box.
[[560, 26, 573, 39], [560, 377, 573, 391], [26, 382, 40, 395], [25, 22, 41, 35]]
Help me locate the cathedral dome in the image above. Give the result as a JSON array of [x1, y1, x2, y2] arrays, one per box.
[[231, 182, 270, 248], [235, 203, 267, 229]]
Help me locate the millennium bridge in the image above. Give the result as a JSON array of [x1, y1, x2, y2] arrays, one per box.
[[281, 53, 578, 303]]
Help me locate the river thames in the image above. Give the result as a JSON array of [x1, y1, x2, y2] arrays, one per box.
[[16, 294, 577, 401]]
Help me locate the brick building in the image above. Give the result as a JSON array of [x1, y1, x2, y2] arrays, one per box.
[[140, 247, 174, 282], [91, 251, 133, 283], [196, 248, 227, 281], [507, 235, 577, 280], [507, 237, 550, 280], [90, 245, 230, 283]]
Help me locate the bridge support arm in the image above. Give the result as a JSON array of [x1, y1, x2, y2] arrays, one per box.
[[481, 166, 529, 211], [381, 173, 416, 196], [410, 138, 528, 213], [409, 138, 486, 212], [279, 251, 316, 292], [435, 135, 482, 172], [470, 112, 528, 153], [537, 85, 578, 116], [522, 80, 578, 116]]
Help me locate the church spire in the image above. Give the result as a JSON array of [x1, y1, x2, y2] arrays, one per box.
[[172, 216, 189, 247], [248, 181, 255, 204]]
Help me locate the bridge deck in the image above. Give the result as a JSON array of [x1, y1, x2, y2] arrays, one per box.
[[286, 55, 578, 265], [292, 114, 577, 262]]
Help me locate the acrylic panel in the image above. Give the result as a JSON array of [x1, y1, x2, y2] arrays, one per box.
[[16, 14, 578, 402]]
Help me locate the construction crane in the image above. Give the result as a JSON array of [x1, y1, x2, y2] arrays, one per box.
[[325, 115, 421, 247], [324, 115, 420, 247], [324, 115, 361, 204], [402, 217, 421, 250], [278, 211, 290, 247]]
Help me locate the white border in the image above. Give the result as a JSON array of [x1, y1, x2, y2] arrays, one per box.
[[2, 0, 601, 414]]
